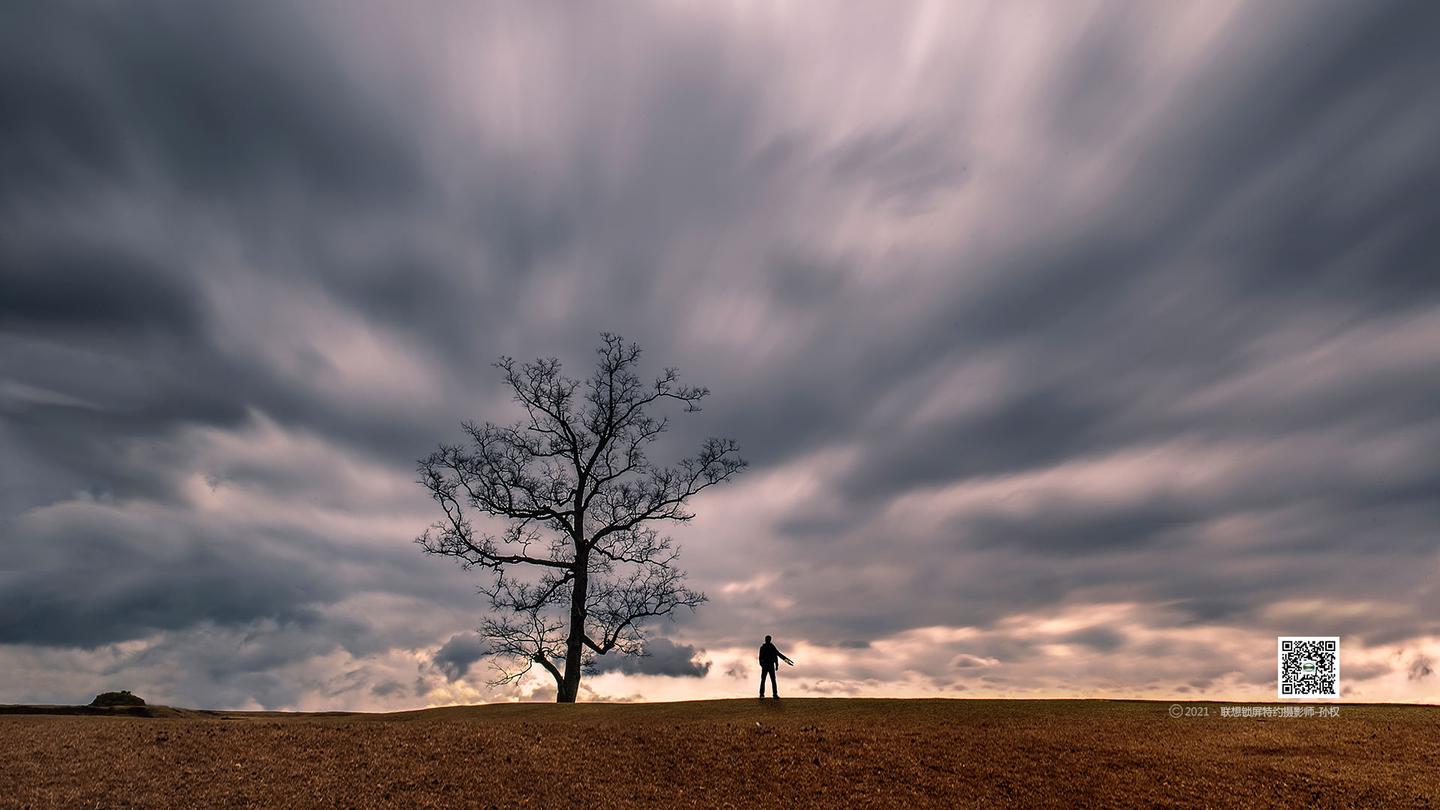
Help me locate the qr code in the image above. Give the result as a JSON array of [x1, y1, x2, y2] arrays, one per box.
[[1278, 636, 1339, 699]]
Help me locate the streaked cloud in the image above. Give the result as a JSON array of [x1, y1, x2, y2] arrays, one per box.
[[2, 0, 1437, 708]]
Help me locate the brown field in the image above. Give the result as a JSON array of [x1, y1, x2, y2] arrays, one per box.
[[2, 698, 1438, 808]]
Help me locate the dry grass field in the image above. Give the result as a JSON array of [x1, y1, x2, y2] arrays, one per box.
[[2, 698, 1438, 808]]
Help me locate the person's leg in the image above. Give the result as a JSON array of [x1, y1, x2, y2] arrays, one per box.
[[771, 667, 779, 698], [758, 668, 768, 698]]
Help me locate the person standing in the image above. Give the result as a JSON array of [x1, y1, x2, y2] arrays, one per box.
[[758, 635, 794, 699]]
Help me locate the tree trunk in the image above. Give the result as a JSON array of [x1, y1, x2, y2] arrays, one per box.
[[557, 551, 588, 703]]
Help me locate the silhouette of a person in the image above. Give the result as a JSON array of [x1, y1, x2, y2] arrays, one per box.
[[758, 635, 793, 699]]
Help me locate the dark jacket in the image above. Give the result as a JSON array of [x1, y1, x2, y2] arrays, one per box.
[[759, 642, 781, 669]]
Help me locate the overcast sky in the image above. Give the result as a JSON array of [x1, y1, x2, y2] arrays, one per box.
[[3, 0, 1438, 709]]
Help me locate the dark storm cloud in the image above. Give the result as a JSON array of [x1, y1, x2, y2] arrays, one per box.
[[955, 498, 1203, 556], [1, 0, 1439, 707], [0, 0, 420, 204], [1061, 627, 1127, 653], [836, 390, 1114, 505], [1407, 655, 1434, 682], [0, 503, 343, 647], [371, 680, 408, 698], [0, 242, 201, 337], [590, 639, 711, 679], [432, 633, 488, 683]]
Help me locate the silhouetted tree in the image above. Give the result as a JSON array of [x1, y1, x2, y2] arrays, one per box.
[[417, 334, 745, 702]]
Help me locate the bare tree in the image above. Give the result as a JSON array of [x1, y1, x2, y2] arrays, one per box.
[[416, 334, 745, 702]]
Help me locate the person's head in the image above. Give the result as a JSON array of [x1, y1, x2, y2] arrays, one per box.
[[765, 635, 772, 642]]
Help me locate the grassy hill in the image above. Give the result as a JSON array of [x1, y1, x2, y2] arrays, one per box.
[[2, 698, 1437, 807]]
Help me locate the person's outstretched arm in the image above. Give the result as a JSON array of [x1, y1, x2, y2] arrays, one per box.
[[779, 649, 794, 666]]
